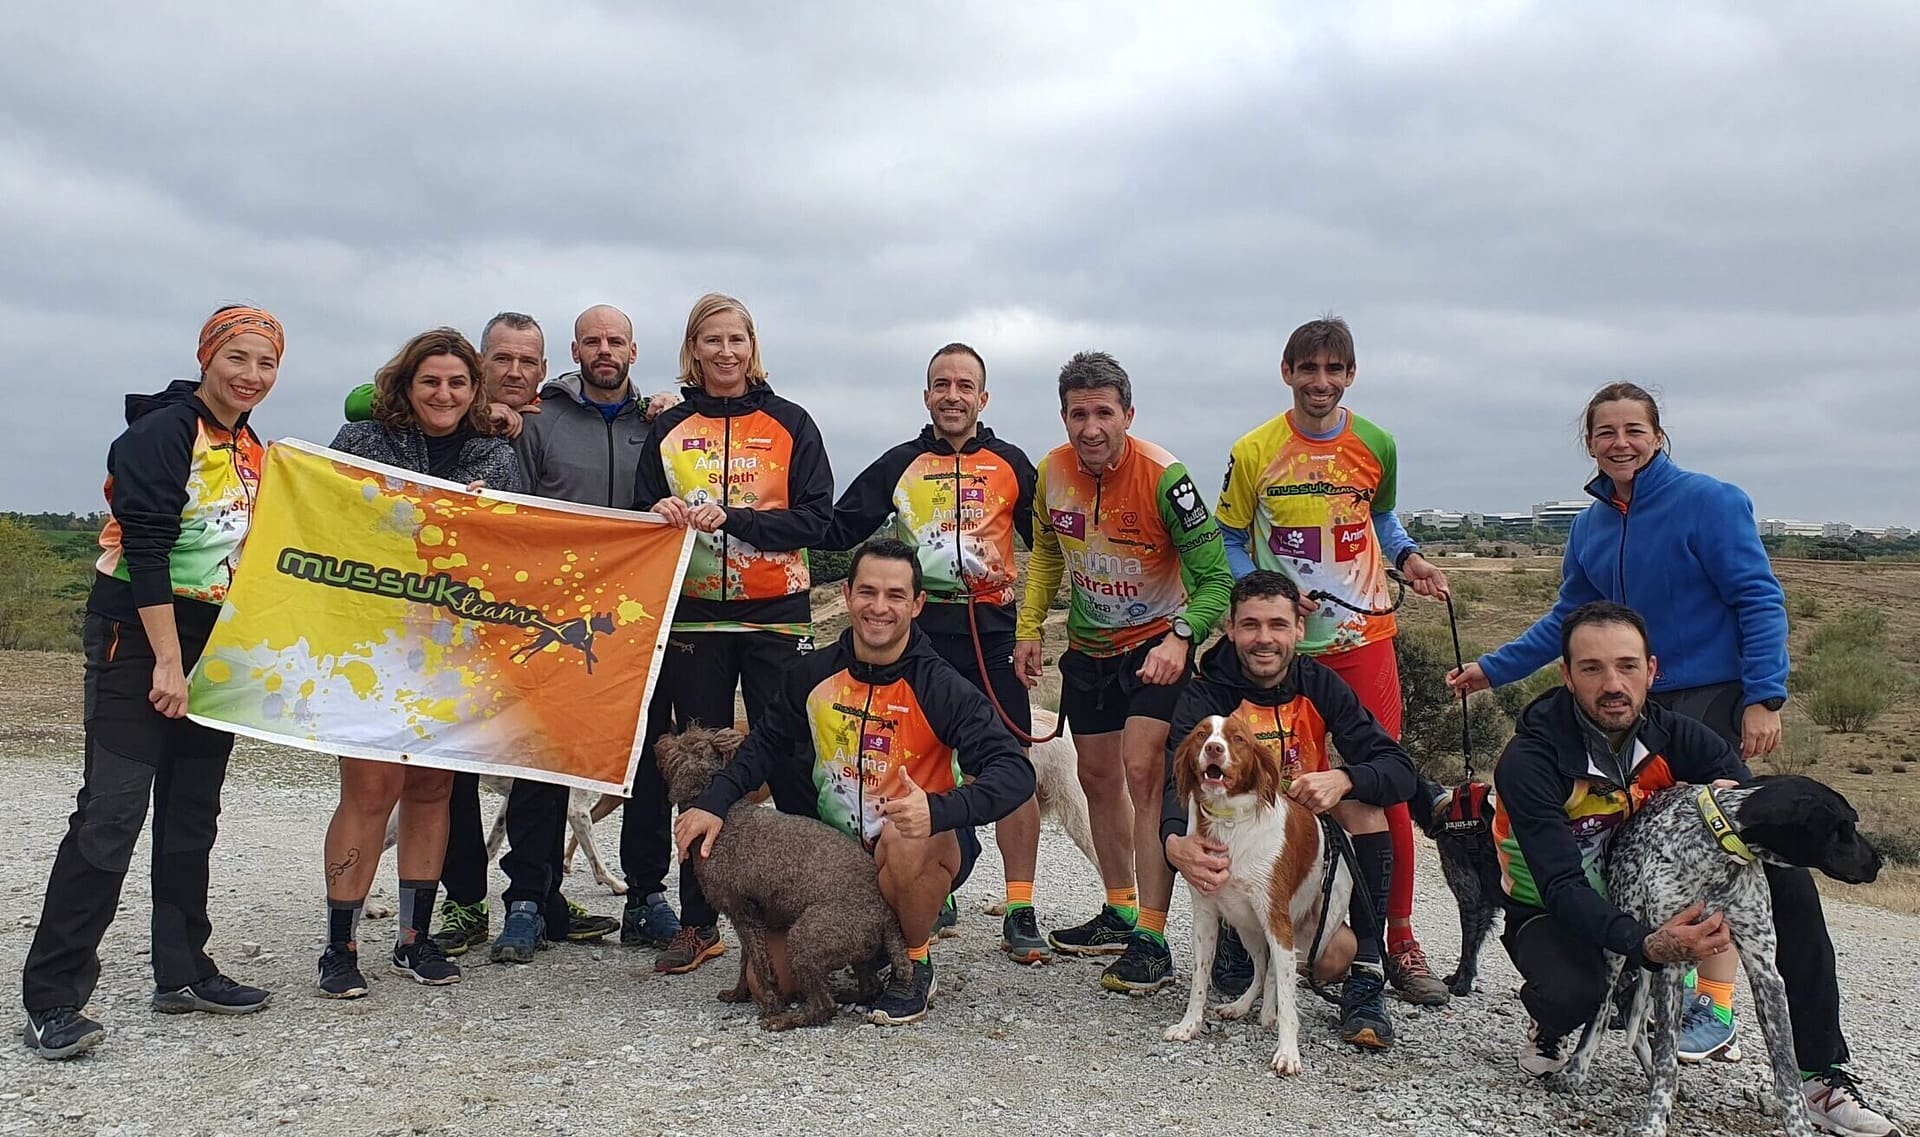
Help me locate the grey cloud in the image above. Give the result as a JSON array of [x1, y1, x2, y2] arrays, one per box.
[[2, 1, 1916, 526]]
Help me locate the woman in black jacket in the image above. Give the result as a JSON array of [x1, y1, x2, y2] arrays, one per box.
[[315, 328, 527, 1000], [22, 306, 286, 1059]]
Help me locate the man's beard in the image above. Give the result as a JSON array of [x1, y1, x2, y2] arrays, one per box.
[[1581, 691, 1639, 728], [583, 362, 629, 391]]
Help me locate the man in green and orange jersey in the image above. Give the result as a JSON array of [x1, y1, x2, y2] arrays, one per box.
[[822, 343, 1051, 964], [1014, 351, 1232, 994], [1214, 315, 1452, 1006]]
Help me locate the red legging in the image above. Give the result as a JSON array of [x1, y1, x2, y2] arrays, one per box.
[[1317, 637, 1417, 951]]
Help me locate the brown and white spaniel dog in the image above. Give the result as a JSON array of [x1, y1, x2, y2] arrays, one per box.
[[1163, 714, 1353, 1076]]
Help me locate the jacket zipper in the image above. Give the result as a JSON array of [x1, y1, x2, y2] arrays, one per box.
[[953, 448, 967, 596], [1614, 504, 1629, 605], [604, 414, 616, 507], [720, 407, 733, 602], [855, 679, 877, 848]]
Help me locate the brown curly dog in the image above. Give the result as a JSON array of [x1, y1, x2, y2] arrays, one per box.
[[654, 725, 910, 1030]]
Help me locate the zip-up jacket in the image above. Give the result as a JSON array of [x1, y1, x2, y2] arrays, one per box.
[[1159, 637, 1416, 845], [635, 382, 833, 632], [1478, 451, 1789, 706], [90, 380, 264, 642], [693, 626, 1036, 843], [513, 372, 650, 508], [327, 422, 528, 494], [821, 425, 1036, 636], [1491, 686, 1750, 969], [1017, 436, 1233, 657]]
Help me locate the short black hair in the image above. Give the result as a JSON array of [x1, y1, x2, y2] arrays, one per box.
[[848, 538, 924, 596], [1057, 350, 1132, 411], [1230, 570, 1303, 616], [927, 342, 987, 388], [1560, 600, 1650, 664]]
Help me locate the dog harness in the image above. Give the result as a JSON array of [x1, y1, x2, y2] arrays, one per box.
[[1695, 786, 1757, 864]]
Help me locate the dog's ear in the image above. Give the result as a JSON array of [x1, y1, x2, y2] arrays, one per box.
[[1736, 776, 1873, 878], [1172, 722, 1205, 808], [1220, 716, 1280, 806]]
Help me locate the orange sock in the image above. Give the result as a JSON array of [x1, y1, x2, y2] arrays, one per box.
[[907, 941, 930, 964], [1105, 886, 1139, 924], [1005, 881, 1034, 912], [1698, 976, 1736, 1024], [1136, 908, 1168, 944]]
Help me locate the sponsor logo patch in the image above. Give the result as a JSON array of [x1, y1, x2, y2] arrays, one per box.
[[1166, 475, 1208, 532], [1268, 526, 1321, 560], [1049, 509, 1087, 540], [1334, 523, 1369, 562]]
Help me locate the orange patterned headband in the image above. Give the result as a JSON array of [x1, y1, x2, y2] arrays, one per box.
[[196, 307, 285, 371]]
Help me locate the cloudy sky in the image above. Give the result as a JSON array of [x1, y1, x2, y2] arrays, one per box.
[[4, 2, 1915, 525]]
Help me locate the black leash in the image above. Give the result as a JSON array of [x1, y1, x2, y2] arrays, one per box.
[[1311, 566, 1475, 781], [1302, 815, 1380, 1008]]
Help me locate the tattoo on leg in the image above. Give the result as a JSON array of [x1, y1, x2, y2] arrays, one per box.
[[327, 848, 361, 885]]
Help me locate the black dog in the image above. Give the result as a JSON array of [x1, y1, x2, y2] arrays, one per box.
[[1415, 775, 1504, 996]]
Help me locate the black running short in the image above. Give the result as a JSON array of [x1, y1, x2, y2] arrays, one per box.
[[1057, 631, 1190, 736], [922, 627, 1033, 738]]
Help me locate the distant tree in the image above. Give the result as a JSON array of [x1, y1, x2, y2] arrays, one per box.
[[0, 517, 81, 650]]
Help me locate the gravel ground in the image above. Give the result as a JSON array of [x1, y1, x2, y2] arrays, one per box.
[[2, 738, 1917, 1137]]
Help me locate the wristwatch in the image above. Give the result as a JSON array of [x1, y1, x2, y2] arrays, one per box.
[[1170, 616, 1194, 643], [1758, 696, 1786, 712]]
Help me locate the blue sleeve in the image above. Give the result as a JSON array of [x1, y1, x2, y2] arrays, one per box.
[[1371, 510, 1416, 569], [1221, 523, 1256, 579], [1696, 483, 1790, 705], [1479, 534, 1604, 687]]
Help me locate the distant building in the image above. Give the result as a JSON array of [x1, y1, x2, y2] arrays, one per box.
[[1486, 511, 1535, 536], [1888, 526, 1914, 540], [1822, 522, 1855, 540], [1531, 500, 1591, 534], [1759, 519, 1826, 538], [1405, 509, 1468, 530]]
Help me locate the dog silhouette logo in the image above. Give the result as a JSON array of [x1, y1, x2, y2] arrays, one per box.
[[511, 611, 618, 674]]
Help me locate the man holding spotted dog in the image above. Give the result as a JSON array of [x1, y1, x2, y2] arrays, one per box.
[[1160, 570, 1416, 1051], [674, 540, 1035, 1025], [1492, 600, 1898, 1137]]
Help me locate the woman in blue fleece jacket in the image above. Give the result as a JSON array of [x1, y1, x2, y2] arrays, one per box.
[[1448, 382, 1789, 761]]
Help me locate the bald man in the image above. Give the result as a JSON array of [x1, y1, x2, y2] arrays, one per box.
[[489, 304, 681, 964]]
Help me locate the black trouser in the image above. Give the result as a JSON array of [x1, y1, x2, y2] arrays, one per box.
[[1654, 681, 1746, 749], [441, 772, 487, 907], [1503, 865, 1849, 1071], [22, 613, 236, 1013], [621, 629, 809, 928], [500, 778, 572, 939]]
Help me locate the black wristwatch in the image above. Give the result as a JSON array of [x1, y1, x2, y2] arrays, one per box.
[[1170, 616, 1194, 643], [1758, 696, 1786, 712]]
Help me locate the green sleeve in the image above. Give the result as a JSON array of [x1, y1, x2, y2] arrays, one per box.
[[1017, 462, 1063, 641], [1157, 461, 1232, 641], [1351, 415, 1398, 514], [343, 383, 376, 423]]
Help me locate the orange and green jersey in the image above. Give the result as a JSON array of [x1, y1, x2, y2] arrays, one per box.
[[90, 380, 263, 636], [1228, 697, 1330, 780], [821, 425, 1035, 636], [1017, 437, 1231, 658], [1216, 410, 1398, 655], [691, 628, 1037, 843], [634, 383, 833, 635]]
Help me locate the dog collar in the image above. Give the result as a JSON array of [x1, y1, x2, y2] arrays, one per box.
[[1696, 786, 1757, 865], [1198, 779, 1291, 824]]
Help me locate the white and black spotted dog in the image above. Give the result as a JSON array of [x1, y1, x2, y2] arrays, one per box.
[[1554, 775, 1881, 1137]]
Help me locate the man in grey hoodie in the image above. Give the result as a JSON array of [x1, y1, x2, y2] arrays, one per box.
[[488, 304, 683, 964]]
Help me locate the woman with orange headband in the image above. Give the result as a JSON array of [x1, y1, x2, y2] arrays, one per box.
[[20, 305, 285, 1060]]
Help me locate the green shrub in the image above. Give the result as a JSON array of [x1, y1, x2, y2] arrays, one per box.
[[1396, 626, 1509, 778], [1451, 575, 1488, 603], [0, 517, 81, 651], [1787, 590, 1820, 620], [808, 548, 853, 586], [1796, 648, 1907, 732], [1494, 663, 1562, 721], [1864, 828, 1920, 867], [1765, 719, 1825, 776], [1809, 606, 1888, 656]]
